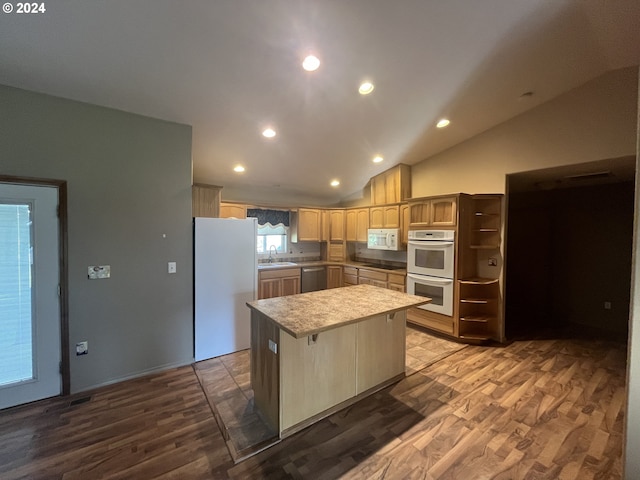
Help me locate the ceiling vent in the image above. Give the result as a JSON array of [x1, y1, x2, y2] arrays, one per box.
[[563, 171, 612, 181]]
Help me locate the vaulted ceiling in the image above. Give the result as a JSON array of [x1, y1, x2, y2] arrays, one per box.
[[1, 0, 639, 204]]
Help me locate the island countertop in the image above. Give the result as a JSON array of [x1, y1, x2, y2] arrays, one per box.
[[246, 284, 430, 339]]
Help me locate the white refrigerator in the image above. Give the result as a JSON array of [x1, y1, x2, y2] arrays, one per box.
[[194, 217, 257, 361]]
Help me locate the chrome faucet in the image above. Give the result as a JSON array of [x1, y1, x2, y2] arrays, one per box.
[[268, 245, 277, 263]]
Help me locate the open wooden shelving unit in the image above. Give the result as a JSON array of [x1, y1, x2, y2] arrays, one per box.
[[457, 194, 503, 343], [469, 196, 501, 249], [457, 277, 499, 342]]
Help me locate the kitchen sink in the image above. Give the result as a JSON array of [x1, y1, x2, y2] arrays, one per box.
[[259, 261, 298, 268]]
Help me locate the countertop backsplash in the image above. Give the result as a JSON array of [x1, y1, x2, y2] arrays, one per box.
[[258, 241, 321, 264]]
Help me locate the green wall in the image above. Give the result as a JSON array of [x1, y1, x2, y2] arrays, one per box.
[[0, 85, 193, 393]]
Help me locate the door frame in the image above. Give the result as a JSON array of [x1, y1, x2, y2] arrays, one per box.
[[0, 175, 69, 396]]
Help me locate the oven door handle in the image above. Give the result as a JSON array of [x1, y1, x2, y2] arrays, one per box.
[[407, 273, 453, 284], [408, 240, 453, 247]]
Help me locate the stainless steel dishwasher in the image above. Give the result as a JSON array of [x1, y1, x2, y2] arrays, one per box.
[[301, 266, 327, 292]]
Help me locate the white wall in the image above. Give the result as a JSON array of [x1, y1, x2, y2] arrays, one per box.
[[411, 67, 638, 196]]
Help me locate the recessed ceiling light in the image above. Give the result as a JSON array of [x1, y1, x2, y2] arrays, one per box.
[[262, 127, 276, 138], [233, 165, 245, 173], [330, 179, 340, 187], [358, 82, 375, 95], [373, 155, 384, 164], [302, 55, 320, 72], [436, 118, 450, 128]]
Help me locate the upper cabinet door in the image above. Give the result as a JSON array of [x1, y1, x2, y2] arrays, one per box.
[[346, 208, 369, 241], [346, 209, 357, 241], [297, 208, 321, 241], [355, 208, 369, 242], [329, 209, 345, 241], [370, 205, 399, 229], [220, 202, 247, 219], [192, 185, 221, 217], [408, 196, 457, 227], [429, 197, 457, 226], [370, 164, 411, 205]]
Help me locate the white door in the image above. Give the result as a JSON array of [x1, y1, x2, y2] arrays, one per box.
[[0, 184, 61, 409]]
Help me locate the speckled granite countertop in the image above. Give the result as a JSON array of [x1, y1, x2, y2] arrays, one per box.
[[258, 261, 407, 274], [246, 284, 429, 338]]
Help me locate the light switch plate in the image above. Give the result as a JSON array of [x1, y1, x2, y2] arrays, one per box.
[[88, 266, 110, 279], [168, 262, 177, 274]]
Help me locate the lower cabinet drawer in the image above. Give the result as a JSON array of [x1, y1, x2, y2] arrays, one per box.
[[344, 274, 358, 285]]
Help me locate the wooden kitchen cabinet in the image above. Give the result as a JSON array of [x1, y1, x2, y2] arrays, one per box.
[[291, 208, 321, 242], [457, 278, 499, 342], [329, 209, 345, 241], [258, 268, 301, 299], [400, 203, 409, 245], [469, 195, 502, 249], [345, 208, 369, 242], [431, 197, 457, 226], [344, 266, 405, 292], [388, 273, 405, 292], [328, 242, 346, 262], [370, 164, 411, 205], [192, 184, 221, 218], [369, 205, 400, 229], [343, 266, 358, 286], [321, 210, 330, 242], [358, 268, 388, 288], [455, 193, 503, 342], [327, 265, 343, 289], [408, 195, 457, 227], [219, 202, 247, 219]]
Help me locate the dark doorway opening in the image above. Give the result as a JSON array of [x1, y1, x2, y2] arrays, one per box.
[[504, 157, 635, 340]]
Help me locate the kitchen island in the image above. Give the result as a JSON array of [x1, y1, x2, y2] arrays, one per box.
[[246, 284, 430, 438]]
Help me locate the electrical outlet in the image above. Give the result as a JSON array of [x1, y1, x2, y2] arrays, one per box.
[[604, 301, 612, 310], [76, 341, 88, 355], [168, 262, 177, 274], [268, 339, 277, 354]]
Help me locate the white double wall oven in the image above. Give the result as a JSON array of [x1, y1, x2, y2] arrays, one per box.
[[406, 230, 455, 317]]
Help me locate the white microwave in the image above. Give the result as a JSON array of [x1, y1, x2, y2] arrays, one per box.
[[367, 228, 401, 251]]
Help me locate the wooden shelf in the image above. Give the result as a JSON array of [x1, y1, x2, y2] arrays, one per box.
[[460, 315, 494, 323], [470, 244, 501, 249], [459, 278, 499, 285], [459, 334, 491, 341], [460, 298, 490, 304]]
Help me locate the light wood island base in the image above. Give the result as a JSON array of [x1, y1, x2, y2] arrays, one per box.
[[247, 284, 429, 438]]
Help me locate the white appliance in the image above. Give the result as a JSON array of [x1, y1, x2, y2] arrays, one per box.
[[407, 230, 455, 316], [367, 228, 401, 250], [194, 217, 257, 361], [407, 230, 455, 278], [406, 273, 454, 316]]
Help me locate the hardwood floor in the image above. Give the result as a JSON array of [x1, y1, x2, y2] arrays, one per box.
[[0, 334, 626, 479]]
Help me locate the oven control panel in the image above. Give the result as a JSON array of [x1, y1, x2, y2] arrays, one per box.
[[408, 230, 455, 241]]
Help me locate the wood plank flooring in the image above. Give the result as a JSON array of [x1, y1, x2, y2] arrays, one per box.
[[0, 334, 627, 479], [192, 325, 468, 463]]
